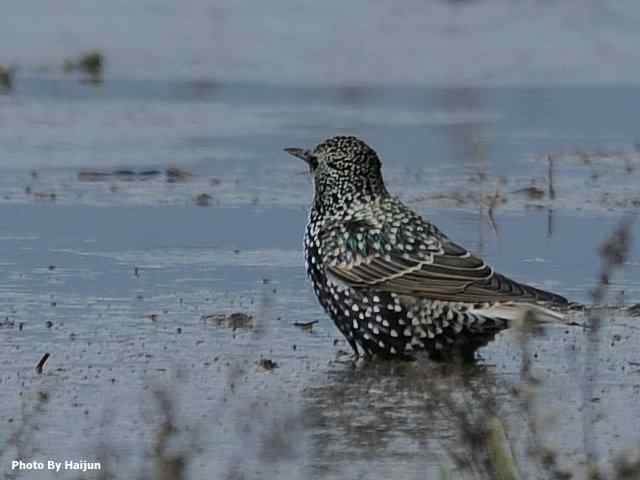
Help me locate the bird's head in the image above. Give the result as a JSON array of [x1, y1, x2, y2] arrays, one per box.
[[285, 136, 388, 214]]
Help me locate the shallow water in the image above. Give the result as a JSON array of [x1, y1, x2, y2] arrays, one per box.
[[2, 2, 640, 479]]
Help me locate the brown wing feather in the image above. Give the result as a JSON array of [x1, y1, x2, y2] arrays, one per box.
[[322, 201, 567, 305]]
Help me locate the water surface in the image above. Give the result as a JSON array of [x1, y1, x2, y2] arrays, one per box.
[[2, 2, 640, 479]]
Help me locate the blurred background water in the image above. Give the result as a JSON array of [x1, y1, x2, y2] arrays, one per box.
[[1, 1, 640, 479], [3, 0, 640, 85]]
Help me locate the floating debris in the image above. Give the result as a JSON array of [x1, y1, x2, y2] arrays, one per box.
[[36, 353, 50, 374], [203, 312, 255, 330], [195, 193, 212, 207], [293, 320, 319, 332], [144, 313, 159, 322], [78, 169, 161, 182], [166, 166, 192, 183], [77, 171, 112, 182], [32, 192, 56, 201], [0, 65, 12, 90], [511, 185, 545, 200], [64, 50, 104, 82], [0, 317, 15, 328], [209, 178, 222, 186], [79, 51, 103, 76], [256, 358, 278, 372]]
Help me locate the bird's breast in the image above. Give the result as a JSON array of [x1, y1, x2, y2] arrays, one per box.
[[304, 218, 324, 281]]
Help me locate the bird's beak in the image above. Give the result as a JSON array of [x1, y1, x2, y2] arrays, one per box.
[[285, 147, 319, 171], [284, 147, 310, 163]]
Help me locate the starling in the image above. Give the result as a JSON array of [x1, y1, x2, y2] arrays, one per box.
[[285, 136, 568, 360]]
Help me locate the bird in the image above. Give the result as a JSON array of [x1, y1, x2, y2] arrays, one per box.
[[285, 135, 569, 360]]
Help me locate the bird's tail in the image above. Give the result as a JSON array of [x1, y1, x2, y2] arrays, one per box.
[[468, 302, 565, 325]]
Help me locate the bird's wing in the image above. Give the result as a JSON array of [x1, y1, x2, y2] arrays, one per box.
[[320, 199, 567, 305]]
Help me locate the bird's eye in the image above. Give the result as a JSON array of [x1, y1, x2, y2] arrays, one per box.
[[327, 159, 350, 172], [307, 154, 319, 170]]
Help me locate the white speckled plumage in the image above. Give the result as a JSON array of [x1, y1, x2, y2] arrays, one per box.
[[286, 136, 568, 359]]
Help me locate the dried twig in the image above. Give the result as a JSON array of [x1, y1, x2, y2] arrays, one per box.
[[35, 353, 50, 374]]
